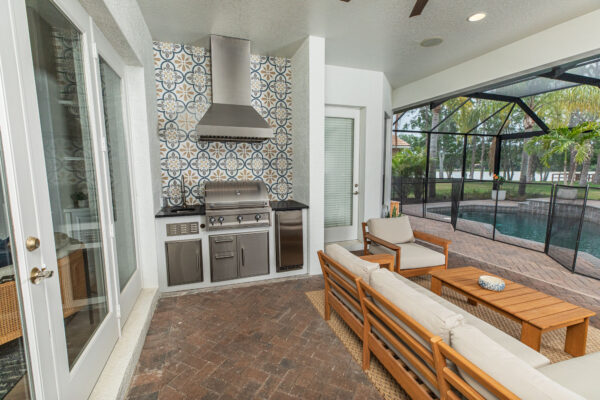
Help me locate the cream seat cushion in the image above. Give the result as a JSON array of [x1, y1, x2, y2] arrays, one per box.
[[450, 324, 584, 400], [537, 351, 600, 399], [367, 216, 415, 244], [370, 268, 463, 344], [325, 244, 379, 284], [396, 275, 550, 368], [370, 242, 445, 269]]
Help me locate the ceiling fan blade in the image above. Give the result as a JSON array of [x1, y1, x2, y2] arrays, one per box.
[[410, 0, 429, 17]]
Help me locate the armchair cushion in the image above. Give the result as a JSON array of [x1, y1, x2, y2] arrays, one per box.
[[537, 351, 600, 399], [451, 324, 584, 400], [325, 244, 379, 284], [367, 216, 415, 244], [370, 242, 445, 270]]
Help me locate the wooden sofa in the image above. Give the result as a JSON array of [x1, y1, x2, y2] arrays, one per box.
[[318, 249, 393, 339], [361, 216, 451, 277], [319, 245, 595, 399]]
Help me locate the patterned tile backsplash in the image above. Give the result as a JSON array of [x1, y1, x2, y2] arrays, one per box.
[[154, 41, 293, 206]]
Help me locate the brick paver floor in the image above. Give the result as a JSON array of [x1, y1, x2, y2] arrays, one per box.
[[126, 277, 382, 400], [409, 216, 600, 328]]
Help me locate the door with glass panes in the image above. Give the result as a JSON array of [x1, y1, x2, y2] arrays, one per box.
[[324, 106, 361, 243], [0, 0, 141, 398]]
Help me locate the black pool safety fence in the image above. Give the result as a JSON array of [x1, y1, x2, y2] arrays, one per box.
[[391, 177, 600, 280]]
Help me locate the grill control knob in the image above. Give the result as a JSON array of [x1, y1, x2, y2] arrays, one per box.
[[237, 215, 243, 223], [209, 216, 216, 225], [218, 216, 225, 224], [255, 214, 262, 222]]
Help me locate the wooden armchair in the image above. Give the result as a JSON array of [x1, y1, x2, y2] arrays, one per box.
[[362, 217, 451, 278]]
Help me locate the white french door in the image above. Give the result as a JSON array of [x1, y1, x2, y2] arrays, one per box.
[[324, 106, 361, 243], [0, 0, 140, 398], [91, 25, 142, 329]]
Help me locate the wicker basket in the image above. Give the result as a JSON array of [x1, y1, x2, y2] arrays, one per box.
[[0, 248, 87, 346]]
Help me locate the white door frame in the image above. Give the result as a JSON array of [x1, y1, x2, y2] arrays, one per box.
[[324, 106, 361, 243], [0, 1, 58, 397], [0, 0, 126, 398], [90, 23, 142, 327]]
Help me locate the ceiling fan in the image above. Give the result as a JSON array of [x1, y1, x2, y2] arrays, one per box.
[[409, 0, 429, 17], [339, 0, 430, 18]]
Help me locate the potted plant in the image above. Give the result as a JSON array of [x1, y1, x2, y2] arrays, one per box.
[[491, 174, 506, 201], [71, 191, 88, 208], [390, 201, 401, 217]]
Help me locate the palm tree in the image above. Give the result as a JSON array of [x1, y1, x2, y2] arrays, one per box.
[[527, 122, 600, 185]]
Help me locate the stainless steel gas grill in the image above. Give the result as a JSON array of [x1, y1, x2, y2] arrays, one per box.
[[204, 181, 271, 230]]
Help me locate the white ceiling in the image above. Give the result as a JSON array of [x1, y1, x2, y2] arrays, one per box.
[[137, 0, 600, 88]]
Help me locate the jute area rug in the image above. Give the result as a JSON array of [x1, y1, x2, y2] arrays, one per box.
[[305, 275, 600, 400]]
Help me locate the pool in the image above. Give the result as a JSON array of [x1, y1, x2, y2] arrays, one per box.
[[434, 208, 600, 259]]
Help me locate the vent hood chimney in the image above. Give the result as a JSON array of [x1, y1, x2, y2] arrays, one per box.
[[195, 35, 273, 142]]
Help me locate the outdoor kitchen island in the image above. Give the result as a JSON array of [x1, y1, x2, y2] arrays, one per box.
[[154, 183, 308, 293]]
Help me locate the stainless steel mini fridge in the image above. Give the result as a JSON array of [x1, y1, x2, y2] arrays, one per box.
[[275, 210, 303, 272]]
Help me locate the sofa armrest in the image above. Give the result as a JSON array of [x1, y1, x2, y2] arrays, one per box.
[[364, 233, 402, 272], [413, 230, 451, 248]]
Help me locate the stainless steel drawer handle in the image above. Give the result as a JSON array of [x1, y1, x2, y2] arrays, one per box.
[[214, 254, 234, 259], [214, 238, 233, 243]]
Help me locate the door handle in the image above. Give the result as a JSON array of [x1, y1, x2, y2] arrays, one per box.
[[30, 267, 54, 284], [241, 247, 245, 266]]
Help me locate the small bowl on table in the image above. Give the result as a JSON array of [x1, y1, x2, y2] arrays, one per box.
[[478, 275, 505, 292]]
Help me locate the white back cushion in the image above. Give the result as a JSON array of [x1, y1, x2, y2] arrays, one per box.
[[369, 268, 463, 344], [450, 324, 584, 400], [325, 244, 379, 284], [368, 216, 415, 244]]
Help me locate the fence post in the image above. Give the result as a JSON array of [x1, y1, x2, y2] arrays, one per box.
[[572, 185, 590, 272], [544, 184, 555, 254], [492, 179, 500, 241]]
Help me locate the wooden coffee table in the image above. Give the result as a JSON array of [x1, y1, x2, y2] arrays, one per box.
[[430, 266, 595, 357]]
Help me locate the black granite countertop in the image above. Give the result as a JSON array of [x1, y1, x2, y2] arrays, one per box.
[[155, 204, 205, 218], [155, 200, 308, 218], [270, 200, 309, 211]]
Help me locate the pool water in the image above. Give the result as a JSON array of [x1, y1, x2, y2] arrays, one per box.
[[439, 209, 600, 259]]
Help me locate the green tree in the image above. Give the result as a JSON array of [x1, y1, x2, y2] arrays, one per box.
[[526, 122, 600, 185]]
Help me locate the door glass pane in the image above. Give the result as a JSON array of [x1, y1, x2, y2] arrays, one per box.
[[26, 0, 108, 368], [324, 117, 354, 228], [98, 58, 137, 291], [0, 135, 32, 399]]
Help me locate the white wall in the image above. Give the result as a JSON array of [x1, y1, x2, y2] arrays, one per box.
[[392, 9, 600, 110], [80, 0, 160, 288], [325, 65, 392, 236], [292, 36, 325, 275]]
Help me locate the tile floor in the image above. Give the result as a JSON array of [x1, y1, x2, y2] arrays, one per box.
[[128, 217, 600, 399], [126, 277, 381, 400]]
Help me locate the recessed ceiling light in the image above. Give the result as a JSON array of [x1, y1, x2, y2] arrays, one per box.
[[468, 12, 487, 22], [420, 37, 443, 47]]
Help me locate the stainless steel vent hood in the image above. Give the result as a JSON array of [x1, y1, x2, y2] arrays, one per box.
[[195, 35, 273, 142]]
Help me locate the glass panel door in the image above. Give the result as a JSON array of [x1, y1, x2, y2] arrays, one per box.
[[25, 0, 117, 374], [98, 58, 137, 292], [324, 117, 354, 228], [324, 107, 360, 243], [0, 137, 33, 399]]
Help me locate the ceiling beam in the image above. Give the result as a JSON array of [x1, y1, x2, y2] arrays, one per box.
[[514, 98, 550, 133], [539, 71, 600, 87]]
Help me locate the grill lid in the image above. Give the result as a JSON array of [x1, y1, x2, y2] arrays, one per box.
[[205, 181, 270, 209]]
